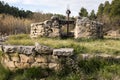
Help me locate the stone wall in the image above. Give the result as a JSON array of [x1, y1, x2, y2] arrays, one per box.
[[74, 17, 104, 39], [1, 43, 74, 71], [30, 16, 62, 38]]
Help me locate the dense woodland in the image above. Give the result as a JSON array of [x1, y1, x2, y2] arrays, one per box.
[[0, 0, 120, 35]]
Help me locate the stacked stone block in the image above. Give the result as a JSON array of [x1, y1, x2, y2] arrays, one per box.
[[30, 16, 62, 38], [1, 43, 74, 71], [74, 17, 103, 39]]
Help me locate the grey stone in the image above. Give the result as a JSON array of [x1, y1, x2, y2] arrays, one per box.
[[2, 45, 18, 53], [53, 48, 74, 56], [35, 42, 53, 54], [17, 46, 35, 55]]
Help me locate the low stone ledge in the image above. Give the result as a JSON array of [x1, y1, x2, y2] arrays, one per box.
[[1, 43, 75, 71], [53, 48, 74, 56]]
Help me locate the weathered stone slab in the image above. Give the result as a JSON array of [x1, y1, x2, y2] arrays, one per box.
[[2, 45, 18, 53], [17, 46, 35, 55], [35, 42, 53, 54], [53, 48, 74, 56]]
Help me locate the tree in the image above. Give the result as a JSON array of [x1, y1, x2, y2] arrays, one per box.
[[103, 1, 111, 15], [97, 3, 104, 17], [79, 7, 88, 17], [110, 0, 120, 17], [89, 10, 96, 20], [0, 1, 33, 18]]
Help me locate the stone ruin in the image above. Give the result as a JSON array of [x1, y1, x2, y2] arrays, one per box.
[[30, 16, 104, 39], [1, 42, 74, 71], [1, 43, 120, 72], [74, 17, 103, 39], [30, 16, 62, 38]]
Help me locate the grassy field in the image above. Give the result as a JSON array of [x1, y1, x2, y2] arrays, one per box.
[[0, 34, 119, 80], [6, 34, 120, 55]]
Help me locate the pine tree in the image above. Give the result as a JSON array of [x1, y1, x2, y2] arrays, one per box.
[[97, 3, 104, 17], [79, 7, 88, 17], [89, 10, 96, 20], [110, 0, 120, 17], [103, 1, 111, 15]]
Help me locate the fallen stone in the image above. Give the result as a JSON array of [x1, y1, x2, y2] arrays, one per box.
[[53, 48, 74, 56]]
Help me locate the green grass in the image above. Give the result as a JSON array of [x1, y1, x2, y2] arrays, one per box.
[[5, 34, 120, 55], [1, 34, 119, 80]]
